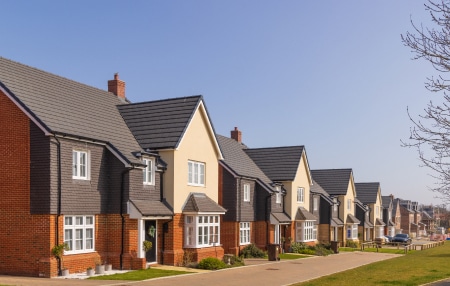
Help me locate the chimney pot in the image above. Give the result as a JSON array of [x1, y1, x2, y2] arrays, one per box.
[[108, 73, 126, 99], [231, 127, 242, 143]]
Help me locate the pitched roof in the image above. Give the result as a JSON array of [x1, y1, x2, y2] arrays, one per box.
[[271, 212, 291, 224], [346, 214, 360, 224], [182, 193, 226, 213], [118, 95, 220, 153], [310, 169, 353, 195], [217, 134, 274, 191], [354, 182, 380, 204], [381, 196, 392, 208], [295, 207, 318, 221], [244, 146, 306, 181], [311, 180, 334, 204], [0, 57, 142, 165], [129, 199, 173, 216]]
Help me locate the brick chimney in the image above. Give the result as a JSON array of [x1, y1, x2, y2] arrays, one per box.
[[231, 127, 242, 143], [108, 73, 126, 99]]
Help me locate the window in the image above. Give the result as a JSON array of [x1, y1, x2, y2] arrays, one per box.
[[243, 184, 250, 202], [347, 224, 358, 239], [296, 221, 317, 242], [64, 215, 95, 254], [376, 206, 379, 217], [188, 161, 205, 186], [185, 215, 220, 247], [297, 187, 304, 203], [313, 197, 318, 211], [333, 198, 338, 212], [275, 186, 281, 203], [72, 151, 89, 180], [347, 199, 352, 211], [240, 222, 250, 245], [143, 158, 155, 185]]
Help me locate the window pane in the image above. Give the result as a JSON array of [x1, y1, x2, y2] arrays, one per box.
[[199, 164, 205, 184], [79, 152, 86, 177], [65, 217, 72, 226], [76, 216, 83, 225], [188, 162, 193, 183], [86, 216, 93, 225], [73, 152, 77, 176], [64, 229, 73, 250], [86, 229, 93, 249], [194, 163, 199, 184]]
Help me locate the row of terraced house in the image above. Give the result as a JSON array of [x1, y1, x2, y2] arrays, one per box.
[[0, 57, 436, 277]]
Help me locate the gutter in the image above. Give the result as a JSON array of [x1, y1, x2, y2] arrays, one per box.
[[52, 134, 62, 275]]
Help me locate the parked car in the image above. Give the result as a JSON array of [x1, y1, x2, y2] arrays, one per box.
[[392, 233, 412, 243], [384, 235, 392, 242]]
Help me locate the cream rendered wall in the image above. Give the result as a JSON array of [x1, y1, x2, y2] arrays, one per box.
[[283, 151, 312, 219], [341, 178, 357, 223], [159, 104, 221, 213], [370, 189, 383, 223]]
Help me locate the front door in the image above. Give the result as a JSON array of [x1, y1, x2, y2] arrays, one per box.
[[145, 220, 157, 263]]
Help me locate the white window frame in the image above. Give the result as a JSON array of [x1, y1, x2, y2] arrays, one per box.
[[297, 187, 304, 203], [296, 221, 317, 242], [143, 158, 155, 185], [64, 215, 95, 254], [347, 199, 352, 211], [275, 186, 281, 204], [72, 150, 89, 180], [184, 214, 220, 248], [313, 197, 318, 211], [347, 224, 358, 239], [243, 184, 250, 202], [188, 161, 205, 186], [240, 222, 250, 245]]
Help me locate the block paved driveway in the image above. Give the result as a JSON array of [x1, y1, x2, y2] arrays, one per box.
[[0, 252, 398, 286]]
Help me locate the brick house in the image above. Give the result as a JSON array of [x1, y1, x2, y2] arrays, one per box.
[[355, 182, 385, 240], [381, 195, 396, 237], [311, 169, 360, 247], [354, 198, 373, 241], [398, 199, 415, 236], [0, 58, 226, 277], [245, 145, 318, 247], [310, 180, 343, 244], [118, 95, 226, 266], [216, 131, 289, 255]]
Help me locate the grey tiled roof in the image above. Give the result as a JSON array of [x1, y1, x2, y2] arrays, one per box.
[[355, 182, 380, 204], [346, 214, 360, 224], [271, 212, 291, 224], [310, 180, 334, 204], [0, 57, 142, 165], [118, 95, 215, 150], [182, 193, 226, 213], [130, 199, 174, 216], [217, 135, 274, 191], [310, 169, 353, 196], [295, 207, 318, 221], [244, 146, 306, 181], [381, 196, 392, 208], [331, 217, 344, 226]]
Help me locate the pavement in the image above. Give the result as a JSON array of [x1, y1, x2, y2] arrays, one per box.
[[0, 251, 399, 286]]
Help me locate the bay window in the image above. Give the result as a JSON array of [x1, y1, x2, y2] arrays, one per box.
[[296, 221, 317, 242], [185, 214, 220, 247]]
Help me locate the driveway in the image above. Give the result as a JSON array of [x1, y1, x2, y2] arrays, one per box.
[[0, 252, 398, 286]]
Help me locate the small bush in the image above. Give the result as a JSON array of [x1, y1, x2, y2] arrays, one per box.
[[346, 240, 360, 248], [198, 257, 227, 270], [240, 244, 266, 258], [290, 242, 334, 256], [314, 244, 334, 256], [223, 254, 245, 267]]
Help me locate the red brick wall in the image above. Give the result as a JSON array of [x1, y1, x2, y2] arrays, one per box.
[[0, 90, 53, 277]]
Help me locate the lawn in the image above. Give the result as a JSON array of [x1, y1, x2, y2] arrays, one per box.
[[88, 268, 192, 280], [339, 246, 412, 254], [295, 241, 450, 286]]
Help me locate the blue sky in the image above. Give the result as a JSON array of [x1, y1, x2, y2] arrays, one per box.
[[1, 1, 442, 205]]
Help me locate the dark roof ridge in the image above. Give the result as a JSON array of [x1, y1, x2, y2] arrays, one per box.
[[248, 145, 305, 150], [0, 56, 119, 98], [124, 94, 203, 106]]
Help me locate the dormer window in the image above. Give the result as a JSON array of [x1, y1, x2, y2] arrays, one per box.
[[73, 150, 89, 180], [143, 158, 155, 185], [244, 184, 250, 202], [275, 186, 281, 203]]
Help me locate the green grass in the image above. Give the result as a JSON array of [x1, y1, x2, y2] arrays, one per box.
[[295, 242, 450, 286], [88, 268, 192, 280], [339, 247, 411, 254], [279, 253, 309, 259]]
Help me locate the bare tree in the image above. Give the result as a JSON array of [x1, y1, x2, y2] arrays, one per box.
[[402, 0, 450, 203]]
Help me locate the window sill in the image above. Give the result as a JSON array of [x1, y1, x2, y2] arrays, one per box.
[[65, 250, 96, 255]]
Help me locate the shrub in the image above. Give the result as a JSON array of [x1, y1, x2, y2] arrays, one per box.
[[240, 244, 266, 258], [346, 240, 360, 248], [314, 244, 334, 256], [223, 254, 245, 267], [290, 242, 335, 256], [198, 257, 227, 270]]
